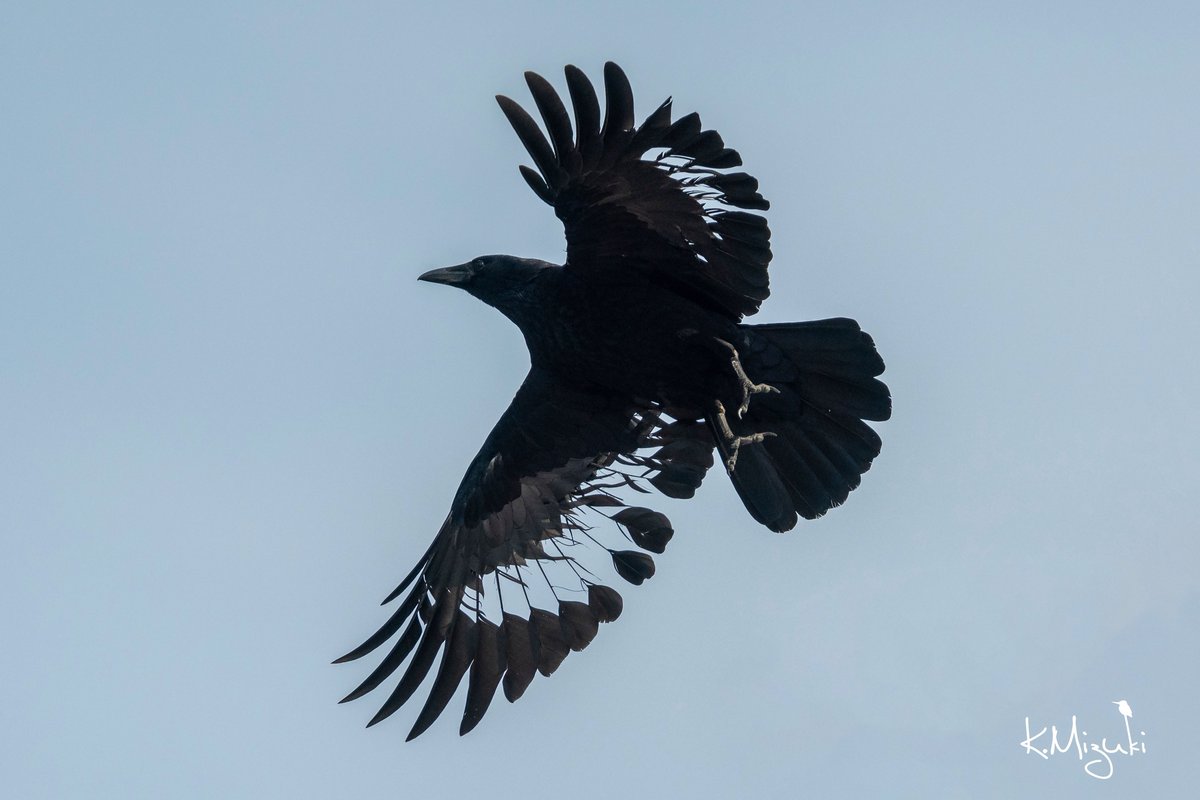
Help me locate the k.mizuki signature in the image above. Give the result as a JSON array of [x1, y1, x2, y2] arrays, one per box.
[[1020, 700, 1147, 780]]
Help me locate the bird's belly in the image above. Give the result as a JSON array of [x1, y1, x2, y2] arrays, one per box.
[[534, 295, 733, 410]]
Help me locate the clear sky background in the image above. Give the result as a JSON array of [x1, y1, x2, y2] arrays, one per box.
[[3, 2, 1198, 797]]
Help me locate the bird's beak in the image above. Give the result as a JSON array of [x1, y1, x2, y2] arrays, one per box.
[[418, 263, 472, 286]]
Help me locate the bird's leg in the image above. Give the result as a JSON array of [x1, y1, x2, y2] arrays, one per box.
[[712, 337, 779, 418], [712, 399, 775, 472]]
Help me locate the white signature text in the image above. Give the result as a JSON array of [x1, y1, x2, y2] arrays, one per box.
[[1020, 700, 1147, 780]]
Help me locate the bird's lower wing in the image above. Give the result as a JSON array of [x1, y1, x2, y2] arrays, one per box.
[[335, 369, 714, 739]]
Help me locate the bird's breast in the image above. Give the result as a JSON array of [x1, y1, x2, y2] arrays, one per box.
[[521, 270, 734, 406]]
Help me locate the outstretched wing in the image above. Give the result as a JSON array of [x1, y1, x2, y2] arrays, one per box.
[[497, 62, 773, 321], [336, 370, 714, 739]]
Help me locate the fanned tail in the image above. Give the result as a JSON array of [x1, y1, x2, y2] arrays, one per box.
[[713, 318, 891, 532]]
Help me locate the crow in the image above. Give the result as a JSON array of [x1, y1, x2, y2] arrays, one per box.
[[336, 62, 891, 739]]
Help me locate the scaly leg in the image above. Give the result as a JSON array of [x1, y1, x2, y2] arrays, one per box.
[[712, 337, 779, 418], [712, 399, 775, 472]]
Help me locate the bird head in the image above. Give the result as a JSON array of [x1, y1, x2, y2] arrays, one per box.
[[419, 255, 554, 321]]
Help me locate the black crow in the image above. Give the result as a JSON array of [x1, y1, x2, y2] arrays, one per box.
[[336, 62, 890, 739]]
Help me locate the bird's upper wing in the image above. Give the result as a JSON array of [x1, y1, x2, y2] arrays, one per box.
[[335, 369, 714, 739], [497, 62, 773, 321]]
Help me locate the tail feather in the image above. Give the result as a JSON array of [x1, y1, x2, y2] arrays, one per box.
[[716, 318, 891, 531], [709, 429, 797, 531], [753, 319, 890, 422], [761, 433, 827, 520]]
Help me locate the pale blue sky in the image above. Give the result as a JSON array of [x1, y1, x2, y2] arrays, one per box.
[[3, 2, 1198, 797]]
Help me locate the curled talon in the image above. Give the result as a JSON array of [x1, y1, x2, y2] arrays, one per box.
[[712, 337, 779, 417], [712, 399, 776, 471]]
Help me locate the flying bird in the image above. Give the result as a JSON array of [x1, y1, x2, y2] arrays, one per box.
[[336, 62, 891, 739]]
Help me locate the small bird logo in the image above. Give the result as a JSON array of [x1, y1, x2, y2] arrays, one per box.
[[1114, 699, 1137, 751]]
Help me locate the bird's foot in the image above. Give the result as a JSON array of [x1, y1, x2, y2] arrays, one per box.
[[713, 337, 779, 418], [712, 399, 775, 471]]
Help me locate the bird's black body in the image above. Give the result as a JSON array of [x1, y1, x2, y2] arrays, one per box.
[[450, 257, 735, 406], [337, 63, 891, 739]]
